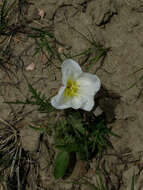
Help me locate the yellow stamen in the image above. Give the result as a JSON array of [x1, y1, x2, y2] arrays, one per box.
[[64, 78, 79, 97]]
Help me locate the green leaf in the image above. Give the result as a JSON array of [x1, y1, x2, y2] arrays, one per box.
[[65, 48, 92, 59], [30, 27, 55, 38], [109, 131, 121, 138], [54, 151, 70, 179], [88, 48, 109, 72], [5, 84, 55, 113], [68, 114, 85, 135], [56, 143, 78, 152], [131, 175, 134, 190], [127, 82, 136, 90]]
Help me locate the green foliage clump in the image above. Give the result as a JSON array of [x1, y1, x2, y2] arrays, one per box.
[[53, 111, 116, 179], [55, 112, 111, 161]]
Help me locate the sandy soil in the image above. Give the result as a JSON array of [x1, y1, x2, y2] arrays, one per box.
[[0, 0, 143, 189]]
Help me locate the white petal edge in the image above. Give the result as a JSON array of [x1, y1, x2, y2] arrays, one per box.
[[70, 95, 94, 111], [61, 59, 82, 85], [77, 72, 101, 97], [81, 95, 95, 111], [51, 87, 71, 109], [71, 96, 85, 109]]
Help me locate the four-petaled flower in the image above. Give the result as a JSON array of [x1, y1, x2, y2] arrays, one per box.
[[51, 59, 101, 111]]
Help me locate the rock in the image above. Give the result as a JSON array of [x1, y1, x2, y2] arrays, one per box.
[[20, 126, 40, 152], [123, 166, 141, 190], [87, 0, 117, 26]]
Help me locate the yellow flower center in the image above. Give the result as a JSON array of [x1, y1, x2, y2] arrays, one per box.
[[64, 78, 79, 97]]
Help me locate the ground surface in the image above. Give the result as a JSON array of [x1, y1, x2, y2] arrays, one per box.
[[0, 0, 143, 190]]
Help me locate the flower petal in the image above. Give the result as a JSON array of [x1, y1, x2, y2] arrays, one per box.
[[61, 59, 82, 85], [51, 59, 101, 111], [51, 88, 95, 111], [71, 95, 95, 111], [78, 72, 101, 96], [51, 88, 84, 110], [81, 95, 95, 111], [71, 95, 94, 111], [71, 96, 84, 109], [51, 87, 71, 109]]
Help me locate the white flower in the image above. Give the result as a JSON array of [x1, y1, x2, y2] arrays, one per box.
[[51, 59, 101, 111]]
